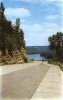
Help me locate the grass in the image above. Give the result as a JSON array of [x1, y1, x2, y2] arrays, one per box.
[[48, 60, 63, 72], [59, 65, 63, 71]]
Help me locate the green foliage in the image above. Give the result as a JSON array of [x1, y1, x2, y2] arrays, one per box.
[[48, 32, 63, 61], [40, 50, 56, 59], [0, 2, 25, 56], [23, 56, 28, 63], [57, 46, 63, 61], [21, 48, 28, 63], [26, 46, 49, 54], [59, 65, 63, 71], [52, 58, 59, 61], [48, 60, 63, 71]]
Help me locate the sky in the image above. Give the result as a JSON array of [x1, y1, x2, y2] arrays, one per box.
[[0, 0, 63, 46]]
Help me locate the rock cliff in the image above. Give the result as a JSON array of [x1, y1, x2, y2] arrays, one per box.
[[0, 47, 28, 65]]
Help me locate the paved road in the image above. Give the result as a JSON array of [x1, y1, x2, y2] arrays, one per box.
[[0, 63, 50, 100]]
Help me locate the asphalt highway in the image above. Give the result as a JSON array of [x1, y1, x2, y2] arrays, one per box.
[[0, 63, 50, 100]]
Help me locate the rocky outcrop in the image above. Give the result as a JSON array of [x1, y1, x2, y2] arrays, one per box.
[[0, 48, 28, 65]]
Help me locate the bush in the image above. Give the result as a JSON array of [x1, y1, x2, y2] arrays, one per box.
[[4, 61, 9, 65], [52, 58, 59, 61], [23, 56, 28, 63]]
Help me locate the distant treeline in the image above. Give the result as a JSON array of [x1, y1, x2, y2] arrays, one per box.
[[26, 46, 57, 59], [26, 46, 49, 54]]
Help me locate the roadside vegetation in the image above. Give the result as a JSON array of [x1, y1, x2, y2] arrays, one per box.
[[48, 32, 63, 71], [40, 50, 56, 59]]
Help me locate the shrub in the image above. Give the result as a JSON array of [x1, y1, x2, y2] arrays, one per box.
[[23, 56, 28, 63]]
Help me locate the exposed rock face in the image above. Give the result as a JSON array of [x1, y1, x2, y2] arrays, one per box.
[[0, 48, 28, 64], [10, 50, 24, 64]]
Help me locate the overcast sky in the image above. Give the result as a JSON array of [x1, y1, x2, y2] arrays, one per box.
[[1, 0, 63, 46]]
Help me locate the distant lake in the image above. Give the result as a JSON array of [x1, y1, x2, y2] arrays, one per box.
[[28, 54, 45, 61]]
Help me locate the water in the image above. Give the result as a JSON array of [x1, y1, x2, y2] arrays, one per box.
[[28, 54, 45, 61]]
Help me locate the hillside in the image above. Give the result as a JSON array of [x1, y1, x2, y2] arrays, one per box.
[[0, 2, 28, 64], [26, 46, 49, 54]]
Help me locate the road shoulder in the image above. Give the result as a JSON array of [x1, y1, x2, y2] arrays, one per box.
[[31, 62, 63, 100]]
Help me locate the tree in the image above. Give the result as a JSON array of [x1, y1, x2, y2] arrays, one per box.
[[0, 2, 6, 55], [0, 2, 26, 56], [12, 19, 25, 51], [48, 32, 63, 60]]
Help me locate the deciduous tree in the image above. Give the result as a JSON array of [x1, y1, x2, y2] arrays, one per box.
[[48, 32, 63, 60]]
